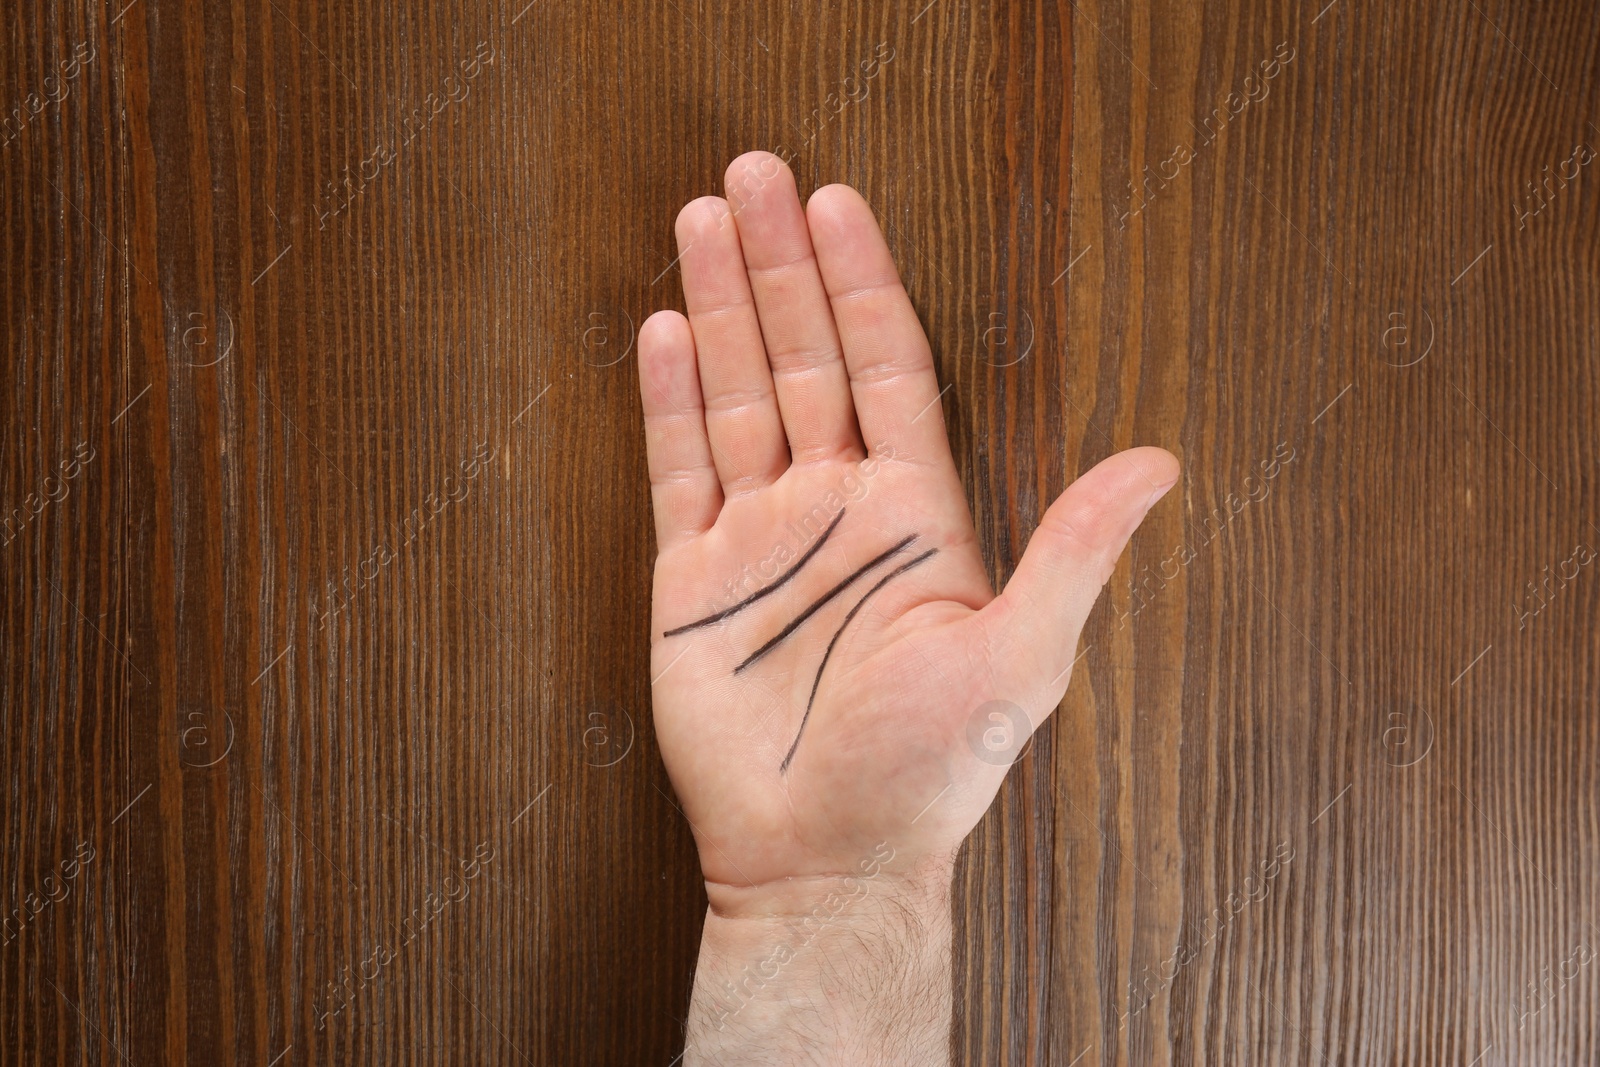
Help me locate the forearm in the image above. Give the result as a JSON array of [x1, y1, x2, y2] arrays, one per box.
[[684, 863, 954, 1066]]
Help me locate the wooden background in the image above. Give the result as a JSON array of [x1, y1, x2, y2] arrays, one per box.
[[2, 0, 1596, 1062]]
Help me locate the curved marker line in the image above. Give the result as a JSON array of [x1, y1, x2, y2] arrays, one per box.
[[779, 547, 940, 774], [734, 533, 919, 674], [662, 508, 845, 637]]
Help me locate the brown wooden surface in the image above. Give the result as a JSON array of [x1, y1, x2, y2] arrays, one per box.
[[2, 0, 1595, 1063]]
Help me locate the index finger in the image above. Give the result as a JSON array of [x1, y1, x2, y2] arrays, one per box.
[[805, 184, 956, 471]]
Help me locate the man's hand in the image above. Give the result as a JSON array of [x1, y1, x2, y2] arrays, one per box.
[[638, 151, 1178, 1064]]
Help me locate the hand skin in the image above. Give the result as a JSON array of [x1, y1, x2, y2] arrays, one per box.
[[638, 152, 1179, 1065]]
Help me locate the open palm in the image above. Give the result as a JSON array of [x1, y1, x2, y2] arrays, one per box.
[[639, 153, 1178, 912]]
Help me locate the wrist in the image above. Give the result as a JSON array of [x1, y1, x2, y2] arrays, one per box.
[[702, 846, 956, 921], [685, 856, 955, 1066]]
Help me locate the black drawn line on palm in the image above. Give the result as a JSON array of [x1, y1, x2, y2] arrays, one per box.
[[659, 501, 945, 770]]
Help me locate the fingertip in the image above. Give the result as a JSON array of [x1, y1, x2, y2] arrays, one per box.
[[807, 182, 864, 205], [1026, 446, 1182, 571], [1120, 446, 1182, 506], [674, 195, 731, 247], [1140, 446, 1182, 485], [805, 183, 897, 288], [641, 307, 690, 340], [724, 151, 794, 205], [638, 310, 695, 402], [724, 152, 812, 273], [804, 183, 868, 233]]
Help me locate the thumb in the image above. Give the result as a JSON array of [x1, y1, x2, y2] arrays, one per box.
[[979, 446, 1179, 699]]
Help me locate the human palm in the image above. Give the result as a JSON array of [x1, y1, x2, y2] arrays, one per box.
[[639, 153, 1177, 911]]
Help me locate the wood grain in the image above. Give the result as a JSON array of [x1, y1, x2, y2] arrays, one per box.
[[1051, 1, 1599, 1065], [1, 0, 1594, 1063]]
